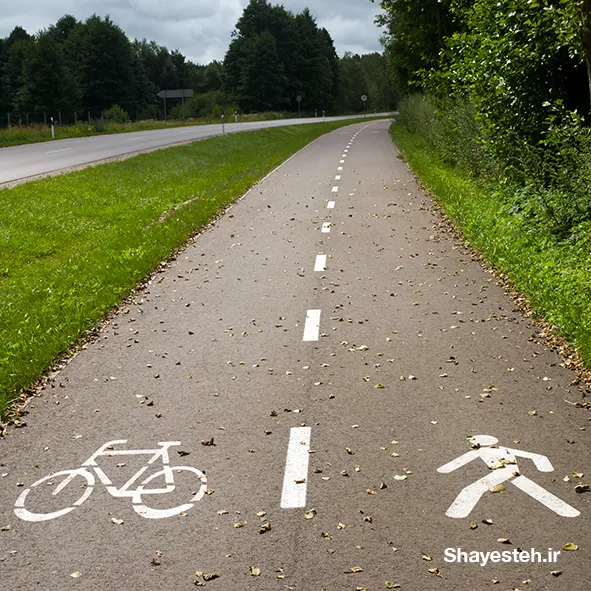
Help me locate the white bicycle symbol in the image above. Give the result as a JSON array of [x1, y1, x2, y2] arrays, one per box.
[[14, 440, 208, 521]]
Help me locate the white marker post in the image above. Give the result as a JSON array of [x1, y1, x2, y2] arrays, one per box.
[[281, 427, 312, 508], [50, 116, 55, 140]]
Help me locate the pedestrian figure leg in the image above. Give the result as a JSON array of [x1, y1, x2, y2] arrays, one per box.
[[445, 467, 515, 518], [511, 476, 580, 517]]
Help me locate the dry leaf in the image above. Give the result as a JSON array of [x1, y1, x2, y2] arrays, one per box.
[[249, 566, 261, 577], [201, 438, 215, 446], [497, 538, 511, 544], [490, 484, 505, 493], [345, 567, 363, 574], [562, 542, 578, 551], [303, 509, 317, 520]]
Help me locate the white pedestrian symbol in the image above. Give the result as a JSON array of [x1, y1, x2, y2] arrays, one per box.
[[437, 435, 580, 518]]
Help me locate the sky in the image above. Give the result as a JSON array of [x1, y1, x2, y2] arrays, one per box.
[[0, 0, 386, 65]]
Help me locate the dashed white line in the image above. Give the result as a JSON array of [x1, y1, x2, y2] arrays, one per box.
[[45, 148, 72, 154], [321, 222, 331, 233], [340, 160, 345, 164], [303, 309, 321, 341], [327, 201, 336, 209], [314, 254, 327, 271], [280, 427, 312, 509], [332, 186, 339, 193], [338, 166, 343, 171], [335, 175, 341, 181]]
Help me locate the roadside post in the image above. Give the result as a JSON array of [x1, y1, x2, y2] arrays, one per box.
[[296, 95, 302, 118], [323, 110, 326, 122], [222, 113, 225, 136], [50, 116, 55, 139], [361, 95, 368, 118]]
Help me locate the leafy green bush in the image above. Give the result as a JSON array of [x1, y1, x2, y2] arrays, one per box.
[[103, 104, 128, 124]]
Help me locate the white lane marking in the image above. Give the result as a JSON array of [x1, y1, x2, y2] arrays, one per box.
[[338, 166, 343, 171], [280, 427, 312, 509], [342, 154, 347, 158], [321, 222, 331, 233], [303, 310, 321, 342], [314, 254, 327, 272], [45, 148, 72, 154], [335, 175, 341, 181], [332, 186, 339, 193], [344, 149, 349, 153], [340, 160, 345, 164], [327, 201, 336, 209]]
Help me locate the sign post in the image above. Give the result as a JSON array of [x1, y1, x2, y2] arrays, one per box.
[[361, 95, 368, 118], [222, 113, 225, 136], [50, 116, 55, 139], [296, 95, 302, 118], [157, 89, 194, 122]]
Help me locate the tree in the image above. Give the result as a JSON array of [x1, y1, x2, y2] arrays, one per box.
[[3, 27, 33, 114], [18, 30, 79, 115], [73, 15, 135, 115]]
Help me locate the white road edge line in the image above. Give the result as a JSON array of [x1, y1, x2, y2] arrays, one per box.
[[280, 427, 312, 509], [327, 201, 336, 209], [303, 309, 321, 342], [321, 222, 331, 233], [315, 254, 327, 272]]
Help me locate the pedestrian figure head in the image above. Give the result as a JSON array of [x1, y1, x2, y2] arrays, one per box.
[[469, 435, 498, 447]]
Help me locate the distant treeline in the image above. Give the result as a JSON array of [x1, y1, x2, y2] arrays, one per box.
[[0, 0, 395, 125]]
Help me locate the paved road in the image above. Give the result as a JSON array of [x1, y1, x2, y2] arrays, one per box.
[[0, 114, 388, 185], [1, 121, 589, 590]]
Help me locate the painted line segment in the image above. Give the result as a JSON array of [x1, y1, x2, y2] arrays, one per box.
[[327, 201, 336, 209], [280, 427, 312, 509], [314, 255, 327, 272], [303, 310, 321, 342]]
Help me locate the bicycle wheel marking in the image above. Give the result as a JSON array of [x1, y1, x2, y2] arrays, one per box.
[[14, 440, 209, 522]]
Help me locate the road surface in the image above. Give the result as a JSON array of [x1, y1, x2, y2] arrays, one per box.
[[0, 114, 388, 185], [1, 120, 589, 590]]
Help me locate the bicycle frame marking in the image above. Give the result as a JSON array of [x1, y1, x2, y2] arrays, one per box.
[[14, 440, 208, 522]]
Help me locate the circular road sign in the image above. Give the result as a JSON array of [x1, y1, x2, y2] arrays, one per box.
[[296, 95, 303, 103], [361, 95, 368, 102]]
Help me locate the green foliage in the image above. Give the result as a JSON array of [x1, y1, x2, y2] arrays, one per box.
[[224, 0, 341, 112], [103, 104, 128, 123]]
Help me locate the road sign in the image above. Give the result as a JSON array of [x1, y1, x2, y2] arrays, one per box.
[[437, 435, 580, 518], [157, 89, 194, 122], [157, 89, 194, 99], [296, 95, 303, 103], [361, 95, 368, 102]]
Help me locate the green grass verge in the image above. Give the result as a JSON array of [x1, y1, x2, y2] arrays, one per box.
[[390, 122, 591, 365], [0, 119, 375, 418]]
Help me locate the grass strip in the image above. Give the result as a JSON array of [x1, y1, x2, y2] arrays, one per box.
[[390, 122, 591, 365], [0, 118, 374, 417]]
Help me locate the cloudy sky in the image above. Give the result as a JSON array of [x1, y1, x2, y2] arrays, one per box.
[[0, 1, 385, 65]]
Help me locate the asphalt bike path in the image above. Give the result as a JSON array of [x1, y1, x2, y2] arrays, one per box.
[[1, 120, 589, 590]]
